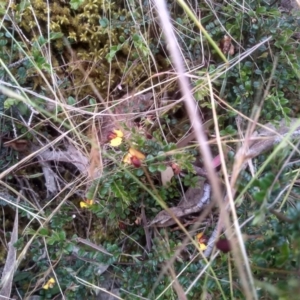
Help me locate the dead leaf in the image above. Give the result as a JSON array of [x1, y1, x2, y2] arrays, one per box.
[[219, 35, 234, 55], [37, 144, 90, 175], [74, 237, 112, 256], [88, 125, 102, 179], [3, 139, 29, 152], [135, 216, 142, 225], [229, 44, 235, 56], [161, 166, 174, 186], [98, 92, 153, 145]]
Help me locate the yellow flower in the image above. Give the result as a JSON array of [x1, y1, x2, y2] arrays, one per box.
[[43, 277, 55, 290], [80, 199, 94, 208], [196, 232, 207, 251], [123, 153, 132, 164], [199, 242, 207, 251], [109, 129, 124, 147], [129, 148, 146, 160]]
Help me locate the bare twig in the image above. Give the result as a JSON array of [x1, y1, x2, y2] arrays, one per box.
[[0, 194, 19, 299], [141, 202, 151, 252]]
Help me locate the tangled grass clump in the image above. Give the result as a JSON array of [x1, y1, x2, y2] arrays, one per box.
[[1, 0, 300, 299]]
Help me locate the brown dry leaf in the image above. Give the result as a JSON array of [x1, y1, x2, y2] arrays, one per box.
[[37, 144, 89, 175], [98, 92, 153, 145], [135, 216, 142, 225], [88, 125, 102, 179], [3, 139, 29, 152], [219, 35, 234, 55]]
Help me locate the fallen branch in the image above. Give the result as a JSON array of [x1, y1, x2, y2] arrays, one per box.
[[149, 181, 211, 227]]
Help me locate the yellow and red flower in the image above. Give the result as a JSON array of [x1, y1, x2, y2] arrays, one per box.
[[107, 129, 124, 147], [196, 232, 207, 251], [123, 148, 145, 168]]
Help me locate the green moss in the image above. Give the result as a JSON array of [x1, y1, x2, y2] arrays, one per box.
[[11, 0, 166, 98]]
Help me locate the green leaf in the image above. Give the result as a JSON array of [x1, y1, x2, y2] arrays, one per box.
[[70, 0, 84, 10], [50, 32, 64, 40], [109, 211, 116, 219], [254, 69, 262, 75], [67, 96, 76, 106], [99, 17, 109, 28], [134, 169, 144, 176], [245, 80, 251, 91], [132, 34, 140, 42], [58, 230, 66, 241], [256, 6, 266, 13], [146, 154, 155, 161], [47, 231, 60, 245], [106, 47, 119, 63], [276, 242, 290, 266], [157, 164, 167, 172], [13, 272, 32, 283], [253, 81, 261, 88], [13, 237, 24, 250], [252, 212, 265, 225], [17, 67, 27, 83], [39, 228, 49, 236], [86, 188, 96, 200], [99, 186, 109, 196], [148, 165, 157, 173], [253, 190, 265, 203], [112, 181, 129, 204], [220, 125, 237, 136], [89, 98, 96, 105], [4, 98, 17, 110], [16, 102, 29, 115]]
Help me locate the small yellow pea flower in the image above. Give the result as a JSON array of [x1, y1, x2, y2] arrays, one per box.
[[196, 232, 207, 251], [79, 199, 94, 208], [108, 129, 124, 147], [123, 148, 145, 167], [43, 277, 55, 290]]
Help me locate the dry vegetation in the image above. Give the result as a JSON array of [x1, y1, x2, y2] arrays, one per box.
[[1, 0, 300, 299]]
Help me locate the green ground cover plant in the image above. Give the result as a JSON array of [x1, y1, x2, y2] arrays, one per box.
[[0, 0, 300, 299]]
